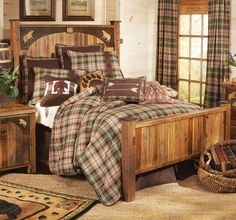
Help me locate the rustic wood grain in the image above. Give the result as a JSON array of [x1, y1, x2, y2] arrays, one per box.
[[0, 103, 36, 173]]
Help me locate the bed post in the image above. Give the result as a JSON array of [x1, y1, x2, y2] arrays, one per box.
[[10, 20, 20, 68], [110, 21, 121, 63], [220, 102, 231, 141], [121, 119, 136, 202]]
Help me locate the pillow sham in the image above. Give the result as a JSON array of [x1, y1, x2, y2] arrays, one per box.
[[40, 75, 79, 107], [20, 56, 61, 103], [141, 81, 174, 104], [55, 44, 104, 69], [102, 77, 146, 103], [30, 67, 86, 104], [161, 85, 178, 98], [67, 51, 124, 79], [80, 70, 104, 91]]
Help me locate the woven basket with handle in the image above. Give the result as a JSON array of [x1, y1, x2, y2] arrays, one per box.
[[198, 140, 236, 193]]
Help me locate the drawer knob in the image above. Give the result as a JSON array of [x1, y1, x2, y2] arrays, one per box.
[[19, 118, 27, 128]]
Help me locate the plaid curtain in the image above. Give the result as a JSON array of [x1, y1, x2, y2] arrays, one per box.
[[156, 0, 178, 89], [204, 0, 231, 108]]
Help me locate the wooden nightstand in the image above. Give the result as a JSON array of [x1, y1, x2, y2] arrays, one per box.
[[222, 82, 236, 139], [0, 103, 36, 173]]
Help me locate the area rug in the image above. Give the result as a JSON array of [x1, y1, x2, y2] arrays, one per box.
[[0, 180, 96, 220]]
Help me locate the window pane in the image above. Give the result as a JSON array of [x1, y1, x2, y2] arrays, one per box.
[[180, 15, 190, 35], [191, 38, 201, 58], [191, 15, 202, 35], [202, 83, 206, 104], [202, 61, 207, 82], [179, 37, 190, 57], [191, 60, 201, 81], [179, 81, 189, 101], [190, 82, 200, 104], [203, 14, 208, 36], [203, 38, 208, 59], [179, 59, 189, 79]]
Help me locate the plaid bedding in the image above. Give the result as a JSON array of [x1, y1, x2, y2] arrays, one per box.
[[49, 87, 201, 205]]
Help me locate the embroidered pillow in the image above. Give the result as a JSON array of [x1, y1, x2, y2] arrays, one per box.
[[20, 56, 61, 103], [161, 85, 178, 98], [67, 51, 124, 79], [30, 67, 86, 104], [80, 70, 104, 91], [55, 44, 104, 69], [102, 77, 146, 103], [141, 81, 174, 104], [40, 75, 79, 107]]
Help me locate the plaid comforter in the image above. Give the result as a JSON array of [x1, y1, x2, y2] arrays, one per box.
[[49, 87, 201, 205]]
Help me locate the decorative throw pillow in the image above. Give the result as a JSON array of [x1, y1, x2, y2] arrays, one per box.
[[102, 77, 146, 103], [55, 44, 104, 69], [141, 81, 174, 104], [30, 67, 86, 104], [67, 51, 124, 79], [80, 70, 104, 91], [161, 85, 178, 98], [40, 75, 79, 107], [20, 56, 61, 103]]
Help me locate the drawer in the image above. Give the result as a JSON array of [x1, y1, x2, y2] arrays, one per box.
[[0, 116, 30, 169]]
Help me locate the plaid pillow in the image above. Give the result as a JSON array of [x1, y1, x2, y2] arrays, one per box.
[[40, 75, 79, 107], [141, 81, 174, 104], [20, 56, 61, 103], [80, 70, 104, 91], [161, 85, 178, 98], [67, 51, 124, 79], [55, 44, 104, 69], [30, 67, 86, 104], [102, 77, 146, 103]]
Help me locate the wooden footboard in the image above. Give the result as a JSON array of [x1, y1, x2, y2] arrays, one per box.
[[121, 103, 231, 201]]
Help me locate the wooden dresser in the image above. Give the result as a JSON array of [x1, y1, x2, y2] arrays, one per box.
[[0, 103, 36, 173], [222, 82, 236, 139]]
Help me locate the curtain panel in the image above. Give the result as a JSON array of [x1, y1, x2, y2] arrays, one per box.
[[204, 0, 231, 108], [156, 0, 178, 89]]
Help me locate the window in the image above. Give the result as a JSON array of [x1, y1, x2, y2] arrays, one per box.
[[178, 0, 208, 106]]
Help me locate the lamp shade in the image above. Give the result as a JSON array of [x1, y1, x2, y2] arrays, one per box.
[[0, 43, 11, 70]]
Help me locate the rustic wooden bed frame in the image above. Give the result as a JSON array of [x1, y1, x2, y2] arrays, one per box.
[[10, 20, 231, 202]]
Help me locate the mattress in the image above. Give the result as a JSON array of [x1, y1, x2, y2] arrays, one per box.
[[31, 103, 59, 128]]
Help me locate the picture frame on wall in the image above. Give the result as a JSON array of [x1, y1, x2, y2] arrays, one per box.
[[63, 0, 95, 21], [19, 0, 56, 21]]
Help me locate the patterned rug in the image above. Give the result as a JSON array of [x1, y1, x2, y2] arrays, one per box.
[[0, 180, 96, 220]]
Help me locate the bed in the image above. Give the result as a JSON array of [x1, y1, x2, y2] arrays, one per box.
[[10, 20, 231, 205]]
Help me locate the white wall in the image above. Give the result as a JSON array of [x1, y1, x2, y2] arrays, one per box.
[[0, 0, 3, 39], [231, 0, 236, 78], [119, 0, 158, 80]]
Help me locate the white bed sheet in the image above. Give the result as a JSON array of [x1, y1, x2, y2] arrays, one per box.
[[31, 103, 59, 128]]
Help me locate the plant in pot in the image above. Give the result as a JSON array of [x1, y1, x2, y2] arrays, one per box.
[[0, 66, 19, 105], [229, 53, 236, 81]]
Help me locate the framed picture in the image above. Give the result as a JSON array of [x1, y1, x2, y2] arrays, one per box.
[[63, 0, 95, 21], [19, 0, 56, 21]]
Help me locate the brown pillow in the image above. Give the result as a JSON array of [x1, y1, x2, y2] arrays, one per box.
[[140, 81, 174, 104], [102, 77, 146, 103], [55, 44, 104, 69], [67, 51, 124, 79], [80, 70, 104, 91], [40, 75, 79, 107], [20, 56, 61, 103], [31, 67, 86, 104]]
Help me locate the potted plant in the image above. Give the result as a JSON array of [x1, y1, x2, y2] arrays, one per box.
[[0, 66, 19, 104], [229, 53, 236, 81]]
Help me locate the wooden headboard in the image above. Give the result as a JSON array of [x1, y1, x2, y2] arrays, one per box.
[[10, 20, 121, 68]]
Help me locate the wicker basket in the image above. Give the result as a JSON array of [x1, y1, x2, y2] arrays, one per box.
[[198, 140, 236, 193]]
